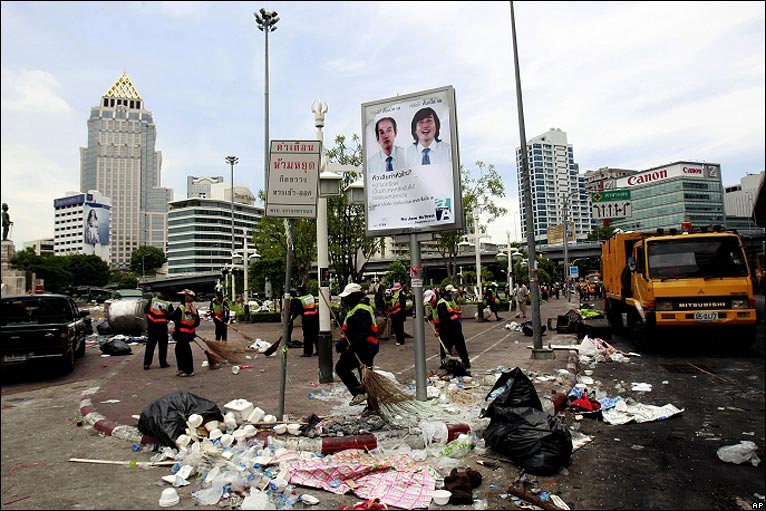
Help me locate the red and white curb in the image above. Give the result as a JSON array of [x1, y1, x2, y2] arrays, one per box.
[[267, 423, 472, 455], [79, 387, 152, 445]]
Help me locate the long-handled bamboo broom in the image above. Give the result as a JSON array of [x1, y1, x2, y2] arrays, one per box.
[[320, 293, 416, 418], [194, 334, 245, 364], [191, 338, 225, 369]]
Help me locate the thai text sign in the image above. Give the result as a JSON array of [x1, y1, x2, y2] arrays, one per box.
[[266, 140, 321, 218]]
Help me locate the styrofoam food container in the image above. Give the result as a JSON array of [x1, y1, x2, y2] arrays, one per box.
[[204, 420, 219, 432], [247, 407, 265, 423], [220, 433, 234, 447], [287, 423, 301, 435], [175, 434, 191, 448], [584, 369, 594, 376], [187, 414, 203, 428], [432, 489, 451, 505], [262, 414, 277, 423], [208, 428, 223, 440], [272, 424, 287, 434], [159, 488, 180, 507], [233, 430, 248, 443]]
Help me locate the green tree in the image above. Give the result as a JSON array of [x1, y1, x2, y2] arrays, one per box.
[[69, 254, 110, 287], [325, 134, 383, 284], [130, 246, 166, 276], [588, 225, 615, 242], [117, 274, 139, 289], [251, 192, 316, 295], [381, 260, 410, 289], [435, 161, 508, 282]]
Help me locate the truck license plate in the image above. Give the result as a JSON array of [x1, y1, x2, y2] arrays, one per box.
[[2, 353, 28, 362], [694, 311, 718, 322]]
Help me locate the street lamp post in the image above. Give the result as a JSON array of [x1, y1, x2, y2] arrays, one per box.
[[255, 8, 279, 197], [472, 209, 486, 320], [225, 156, 238, 304], [312, 99, 335, 384]]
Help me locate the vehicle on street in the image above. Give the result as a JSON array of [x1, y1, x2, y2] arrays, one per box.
[[104, 289, 147, 335], [1, 294, 90, 373], [601, 225, 758, 349]]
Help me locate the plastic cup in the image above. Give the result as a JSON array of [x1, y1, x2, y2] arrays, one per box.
[[432, 489, 451, 505], [208, 428, 223, 440], [159, 488, 180, 507], [220, 433, 234, 447], [272, 424, 287, 435], [287, 423, 301, 435], [187, 414, 203, 428], [232, 365, 240, 375]]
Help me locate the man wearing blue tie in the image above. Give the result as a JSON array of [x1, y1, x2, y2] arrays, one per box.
[[367, 117, 407, 173], [406, 107, 453, 168]]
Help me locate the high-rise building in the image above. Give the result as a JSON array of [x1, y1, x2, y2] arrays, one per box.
[[723, 172, 763, 234], [167, 178, 263, 275], [79, 72, 172, 268], [23, 239, 54, 256], [52, 190, 111, 263], [583, 167, 638, 193], [608, 161, 724, 231], [516, 128, 590, 245]]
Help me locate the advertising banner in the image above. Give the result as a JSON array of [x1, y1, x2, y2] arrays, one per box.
[[83, 204, 110, 246], [361, 86, 463, 236]]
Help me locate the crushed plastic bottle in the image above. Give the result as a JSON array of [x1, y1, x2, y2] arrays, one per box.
[[473, 499, 488, 510]]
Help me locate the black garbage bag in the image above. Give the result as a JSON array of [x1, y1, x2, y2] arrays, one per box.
[[100, 338, 132, 356], [483, 406, 572, 475], [483, 367, 543, 417], [138, 391, 224, 447], [521, 321, 546, 337]]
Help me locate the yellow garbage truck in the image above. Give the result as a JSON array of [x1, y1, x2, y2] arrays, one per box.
[[601, 226, 758, 349]]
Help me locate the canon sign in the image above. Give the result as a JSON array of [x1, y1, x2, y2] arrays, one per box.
[[683, 166, 703, 174], [627, 169, 668, 186]]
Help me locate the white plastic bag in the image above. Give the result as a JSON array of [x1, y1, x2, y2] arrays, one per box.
[[717, 440, 761, 466]]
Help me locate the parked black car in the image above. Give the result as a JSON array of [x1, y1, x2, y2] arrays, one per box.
[[1, 294, 90, 373]]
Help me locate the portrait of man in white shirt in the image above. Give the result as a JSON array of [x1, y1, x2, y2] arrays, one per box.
[[406, 107, 453, 168], [367, 116, 407, 173]]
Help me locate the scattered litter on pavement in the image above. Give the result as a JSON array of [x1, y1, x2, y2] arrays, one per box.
[[717, 441, 761, 466], [99, 399, 121, 404], [630, 382, 652, 392], [601, 398, 684, 425]]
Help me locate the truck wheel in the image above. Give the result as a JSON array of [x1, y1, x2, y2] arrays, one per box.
[[75, 338, 86, 358], [60, 346, 75, 374], [628, 312, 651, 350], [732, 325, 756, 353]]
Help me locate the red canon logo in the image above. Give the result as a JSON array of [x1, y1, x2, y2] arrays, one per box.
[[683, 166, 703, 174]]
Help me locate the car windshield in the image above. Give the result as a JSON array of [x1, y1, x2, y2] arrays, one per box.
[[1, 297, 70, 325], [113, 289, 144, 299], [647, 237, 750, 279]]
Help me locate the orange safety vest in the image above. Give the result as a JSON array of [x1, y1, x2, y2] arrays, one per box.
[[178, 311, 198, 336], [300, 295, 317, 317], [341, 303, 378, 345], [147, 297, 171, 325]]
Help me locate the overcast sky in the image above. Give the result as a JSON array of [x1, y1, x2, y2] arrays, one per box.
[[2, 1, 764, 248]]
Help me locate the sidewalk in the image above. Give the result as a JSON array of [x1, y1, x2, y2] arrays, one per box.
[[80, 295, 583, 450]]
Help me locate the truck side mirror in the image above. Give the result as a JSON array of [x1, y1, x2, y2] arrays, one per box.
[[627, 257, 637, 272]]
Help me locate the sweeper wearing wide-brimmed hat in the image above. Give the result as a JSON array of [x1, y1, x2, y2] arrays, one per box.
[[335, 283, 379, 406], [435, 284, 471, 369], [169, 289, 200, 377]]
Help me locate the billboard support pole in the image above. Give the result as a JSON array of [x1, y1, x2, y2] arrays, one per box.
[[410, 235, 427, 401]]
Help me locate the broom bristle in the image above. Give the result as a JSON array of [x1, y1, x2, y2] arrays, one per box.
[[200, 337, 245, 364], [361, 367, 419, 417], [204, 349, 226, 369]]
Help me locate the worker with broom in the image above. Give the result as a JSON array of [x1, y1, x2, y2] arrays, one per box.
[[435, 285, 471, 369], [208, 289, 230, 342], [143, 289, 175, 370], [335, 282, 379, 406], [170, 289, 200, 377], [387, 282, 408, 346], [295, 285, 319, 357]]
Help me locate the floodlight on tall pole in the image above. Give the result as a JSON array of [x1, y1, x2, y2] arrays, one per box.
[[225, 156, 239, 303], [473, 209, 485, 320], [510, 1, 547, 356], [255, 8, 279, 197], [562, 191, 574, 303]]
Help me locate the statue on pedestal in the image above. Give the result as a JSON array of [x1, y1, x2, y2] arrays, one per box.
[[2, 203, 12, 241]]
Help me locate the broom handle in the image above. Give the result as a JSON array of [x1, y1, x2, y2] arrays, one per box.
[[318, 291, 368, 371], [424, 318, 453, 356]]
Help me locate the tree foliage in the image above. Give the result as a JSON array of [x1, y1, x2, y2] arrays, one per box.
[[10, 249, 109, 293], [435, 161, 508, 282], [325, 134, 383, 284], [588, 225, 615, 242], [130, 246, 166, 276]]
